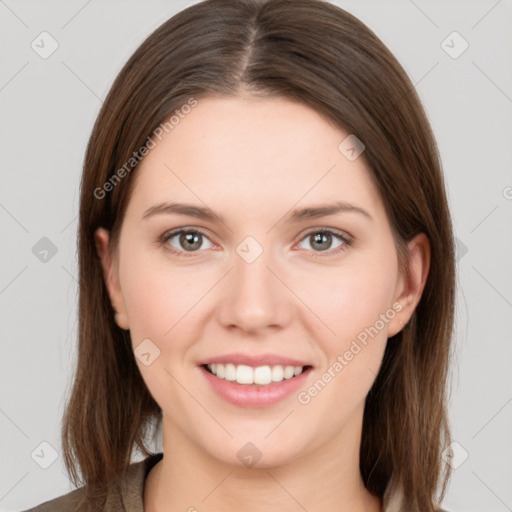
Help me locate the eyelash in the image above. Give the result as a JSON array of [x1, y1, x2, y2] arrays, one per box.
[[158, 227, 353, 258]]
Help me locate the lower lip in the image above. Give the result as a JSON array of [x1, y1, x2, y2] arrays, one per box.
[[199, 366, 313, 408]]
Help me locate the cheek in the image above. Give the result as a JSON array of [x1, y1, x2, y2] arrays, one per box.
[[296, 272, 394, 428], [119, 246, 209, 342], [118, 247, 208, 416], [117, 248, 218, 408], [296, 249, 398, 404], [300, 258, 398, 343]]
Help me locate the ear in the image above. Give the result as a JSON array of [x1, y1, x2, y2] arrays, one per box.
[[387, 233, 430, 338], [94, 227, 129, 330]]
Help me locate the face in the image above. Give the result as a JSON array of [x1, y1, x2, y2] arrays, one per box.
[[95, 95, 427, 469]]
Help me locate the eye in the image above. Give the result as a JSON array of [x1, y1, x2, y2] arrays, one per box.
[[161, 228, 214, 256], [296, 229, 351, 255], [159, 227, 352, 258]]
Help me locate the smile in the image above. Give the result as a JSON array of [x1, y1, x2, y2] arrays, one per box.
[[205, 363, 307, 385], [199, 361, 313, 407]]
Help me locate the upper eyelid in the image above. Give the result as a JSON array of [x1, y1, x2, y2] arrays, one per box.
[[299, 228, 351, 243], [161, 226, 352, 250], [161, 227, 217, 245]]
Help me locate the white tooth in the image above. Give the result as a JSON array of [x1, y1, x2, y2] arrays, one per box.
[[236, 364, 254, 384], [211, 363, 305, 385], [283, 366, 295, 379], [216, 364, 226, 379], [271, 365, 285, 382], [225, 363, 236, 381], [254, 365, 272, 385]]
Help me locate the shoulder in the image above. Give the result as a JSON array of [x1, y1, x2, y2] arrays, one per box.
[[382, 477, 451, 512], [19, 486, 88, 512], [20, 452, 164, 512]]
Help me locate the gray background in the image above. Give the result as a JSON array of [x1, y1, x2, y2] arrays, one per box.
[[1, 1, 511, 511]]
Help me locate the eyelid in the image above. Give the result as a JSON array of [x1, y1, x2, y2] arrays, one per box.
[[293, 227, 353, 256], [298, 226, 353, 243], [159, 226, 353, 257], [159, 227, 217, 257]]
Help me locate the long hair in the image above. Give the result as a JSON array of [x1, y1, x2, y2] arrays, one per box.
[[62, 1, 455, 510]]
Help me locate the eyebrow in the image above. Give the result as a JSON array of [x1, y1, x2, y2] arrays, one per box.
[[142, 200, 372, 223]]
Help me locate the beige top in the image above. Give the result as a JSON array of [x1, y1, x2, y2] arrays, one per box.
[[22, 452, 427, 512]]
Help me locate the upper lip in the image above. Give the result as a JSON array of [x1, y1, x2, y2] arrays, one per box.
[[199, 353, 312, 368]]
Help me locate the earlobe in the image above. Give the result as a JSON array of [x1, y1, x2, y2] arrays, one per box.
[[387, 233, 430, 338], [94, 228, 130, 330]]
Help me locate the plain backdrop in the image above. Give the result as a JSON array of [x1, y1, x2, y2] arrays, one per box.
[[1, 1, 511, 511]]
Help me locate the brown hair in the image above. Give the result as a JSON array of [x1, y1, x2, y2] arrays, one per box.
[[62, 0, 455, 510]]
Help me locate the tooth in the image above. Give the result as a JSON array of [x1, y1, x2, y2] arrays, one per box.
[[271, 365, 284, 382], [254, 366, 272, 385], [216, 364, 226, 379], [208, 363, 306, 384], [225, 363, 236, 381], [236, 364, 254, 384], [283, 366, 295, 379]]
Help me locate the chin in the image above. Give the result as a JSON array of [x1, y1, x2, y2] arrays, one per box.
[[198, 432, 310, 471]]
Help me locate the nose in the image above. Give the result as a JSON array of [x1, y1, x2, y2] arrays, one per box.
[[216, 246, 294, 335]]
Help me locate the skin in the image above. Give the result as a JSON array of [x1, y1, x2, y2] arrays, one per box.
[[95, 94, 430, 512]]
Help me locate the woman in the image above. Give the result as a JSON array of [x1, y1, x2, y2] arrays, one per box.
[[24, 0, 455, 510]]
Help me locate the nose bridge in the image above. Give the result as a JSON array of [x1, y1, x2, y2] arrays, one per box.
[[217, 237, 292, 332]]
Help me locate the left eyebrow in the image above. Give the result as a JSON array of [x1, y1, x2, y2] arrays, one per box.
[[285, 201, 373, 223], [142, 202, 223, 222]]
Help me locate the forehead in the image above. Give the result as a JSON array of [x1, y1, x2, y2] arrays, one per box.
[[126, 95, 383, 221]]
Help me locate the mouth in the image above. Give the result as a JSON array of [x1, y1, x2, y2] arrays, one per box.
[[198, 357, 314, 408], [201, 363, 313, 386]]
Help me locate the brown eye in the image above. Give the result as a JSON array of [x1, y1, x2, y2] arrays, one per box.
[[178, 231, 203, 251], [297, 229, 350, 255], [310, 232, 334, 251], [163, 229, 214, 254]]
